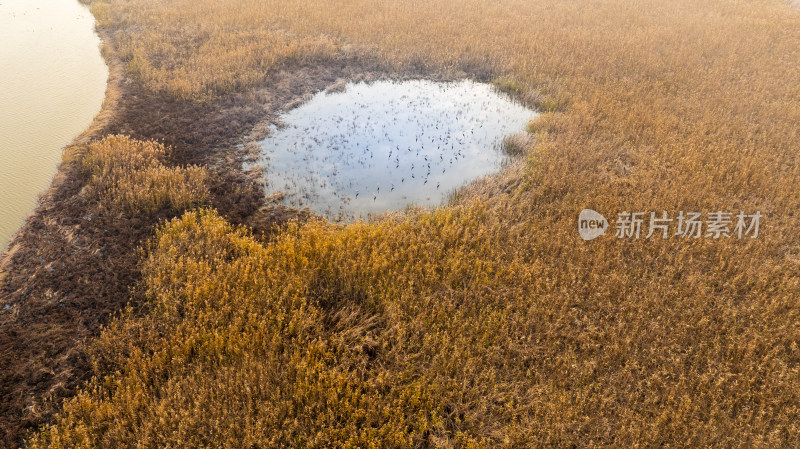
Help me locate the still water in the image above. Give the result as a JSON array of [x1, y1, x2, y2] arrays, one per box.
[[257, 80, 536, 221], [0, 0, 107, 250]]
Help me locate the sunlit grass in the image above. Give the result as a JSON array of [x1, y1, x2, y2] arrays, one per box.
[[80, 135, 208, 214]]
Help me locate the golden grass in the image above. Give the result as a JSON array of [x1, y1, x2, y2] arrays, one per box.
[[80, 135, 208, 214], [29, 0, 800, 446]]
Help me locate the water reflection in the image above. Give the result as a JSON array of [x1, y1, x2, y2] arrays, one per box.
[[257, 80, 536, 221]]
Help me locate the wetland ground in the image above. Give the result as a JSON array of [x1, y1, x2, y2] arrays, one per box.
[[3, 0, 800, 447]]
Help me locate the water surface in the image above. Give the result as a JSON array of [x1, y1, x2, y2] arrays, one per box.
[[257, 80, 536, 221], [0, 0, 107, 250]]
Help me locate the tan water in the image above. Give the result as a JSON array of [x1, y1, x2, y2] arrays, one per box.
[[0, 0, 107, 251]]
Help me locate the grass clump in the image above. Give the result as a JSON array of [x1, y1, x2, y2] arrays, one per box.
[[501, 132, 535, 157], [80, 135, 208, 215]]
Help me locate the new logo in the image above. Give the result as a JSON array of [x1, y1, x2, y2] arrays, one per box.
[[578, 209, 608, 241]]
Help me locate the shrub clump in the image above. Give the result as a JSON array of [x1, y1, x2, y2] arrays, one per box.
[[80, 135, 208, 215]]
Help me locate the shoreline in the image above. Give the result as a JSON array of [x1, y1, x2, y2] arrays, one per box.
[[0, 25, 124, 279]]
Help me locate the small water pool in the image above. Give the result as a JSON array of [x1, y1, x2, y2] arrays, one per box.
[[256, 79, 536, 220]]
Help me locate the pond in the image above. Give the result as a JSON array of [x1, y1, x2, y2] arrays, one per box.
[[256, 79, 536, 221], [0, 0, 108, 250]]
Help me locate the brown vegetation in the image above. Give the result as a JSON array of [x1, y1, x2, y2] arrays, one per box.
[[79, 135, 208, 215], [4, 0, 800, 447]]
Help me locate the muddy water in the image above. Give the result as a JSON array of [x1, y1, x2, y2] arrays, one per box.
[[257, 80, 536, 221], [0, 0, 107, 250]]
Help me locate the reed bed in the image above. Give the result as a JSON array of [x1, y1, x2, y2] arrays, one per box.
[[28, 0, 800, 446], [80, 135, 208, 214]]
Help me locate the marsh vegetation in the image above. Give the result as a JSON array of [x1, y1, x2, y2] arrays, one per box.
[[1, 0, 799, 447]]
